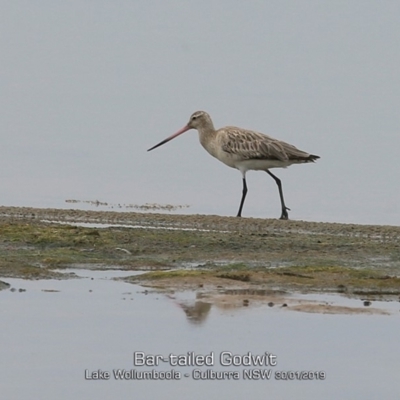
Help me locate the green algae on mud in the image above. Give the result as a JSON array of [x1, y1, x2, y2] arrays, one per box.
[[125, 265, 400, 296], [0, 206, 399, 295]]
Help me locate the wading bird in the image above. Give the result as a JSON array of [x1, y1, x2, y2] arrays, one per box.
[[148, 111, 319, 219]]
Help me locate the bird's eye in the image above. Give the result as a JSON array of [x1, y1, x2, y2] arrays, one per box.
[[192, 116, 197, 120]]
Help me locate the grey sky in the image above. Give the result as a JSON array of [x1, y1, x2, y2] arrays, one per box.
[[1, 1, 399, 224]]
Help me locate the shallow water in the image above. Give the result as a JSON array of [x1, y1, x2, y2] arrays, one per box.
[[40, 219, 226, 233], [1, 269, 399, 400]]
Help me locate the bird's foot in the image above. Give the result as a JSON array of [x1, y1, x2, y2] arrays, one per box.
[[279, 207, 290, 220]]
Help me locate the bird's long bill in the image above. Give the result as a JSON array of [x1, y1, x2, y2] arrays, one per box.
[[147, 125, 191, 151]]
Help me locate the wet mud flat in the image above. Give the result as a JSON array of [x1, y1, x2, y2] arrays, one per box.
[[1, 206, 399, 306]]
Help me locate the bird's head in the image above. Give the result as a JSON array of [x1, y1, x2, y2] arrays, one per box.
[[186, 111, 212, 130]]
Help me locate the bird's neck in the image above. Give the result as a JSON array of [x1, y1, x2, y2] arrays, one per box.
[[197, 124, 217, 155]]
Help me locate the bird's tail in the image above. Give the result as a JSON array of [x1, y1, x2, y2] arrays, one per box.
[[307, 154, 320, 162]]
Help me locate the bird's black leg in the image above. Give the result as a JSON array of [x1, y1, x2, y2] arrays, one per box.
[[266, 170, 290, 220], [236, 177, 248, 217]]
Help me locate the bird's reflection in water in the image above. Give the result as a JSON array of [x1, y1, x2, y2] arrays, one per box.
[[179, 301, 212, 325]]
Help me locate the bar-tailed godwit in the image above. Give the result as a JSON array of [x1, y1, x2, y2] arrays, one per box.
[[148, 111, 319, 219]]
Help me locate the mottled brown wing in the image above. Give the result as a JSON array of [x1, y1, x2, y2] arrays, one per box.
[[220, 128, 310, 161]]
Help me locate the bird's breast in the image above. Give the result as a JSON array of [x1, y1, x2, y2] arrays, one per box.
[[203, 143, 245, 169]]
